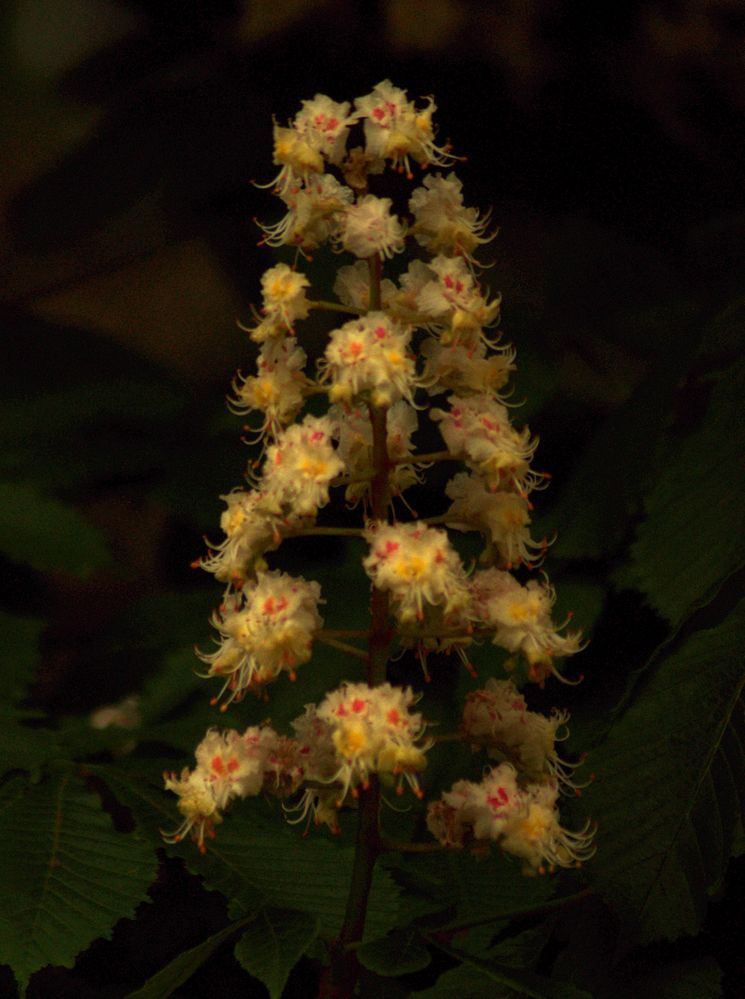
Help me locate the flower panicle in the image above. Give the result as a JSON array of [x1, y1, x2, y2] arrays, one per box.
[[164, 81, 593, 878]]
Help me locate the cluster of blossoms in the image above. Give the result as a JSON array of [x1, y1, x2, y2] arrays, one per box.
[[166, 81, 593, 882], [461, 677, 576, 784], [163, 726, 280, 851], [426, 763, 595, 874], [291, 682, 429, 829], [363, 521, 471, 628], [425, 676, 593, 869], [197, 570, 324, 706], [164, 683, 428, 848]]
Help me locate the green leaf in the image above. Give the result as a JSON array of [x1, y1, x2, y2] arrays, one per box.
[[138, 646, 207, 725], [357, 927, 431, 976], [426, 942, 592, 999], [233, 907, 318, 999], [618, 357, 745, 624], [486, 921, 554, 969], [128, 917, 253, 999], [548, 895, 621, 995], [415, 960, 520, 998], [539, 356, 685, 561], [185, 803, 400, 942], [551, 579, 607, 638], [0, 772, 156, 992], [0, 611, 43, 703], [601, 954, 722, 999], [732, 817, 745, 857], [584, 597, 745, 944], [0, 708, 59, 779], [394, 848, 554, 925], [97, 764, 400, 942], [414, 961, 509, 998], [0, 481, 109, 576]]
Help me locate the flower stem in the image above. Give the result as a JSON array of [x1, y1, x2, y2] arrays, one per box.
[[429, 731, 466, 744], [379, 836, 447, 853], [308, 299, 364, 316], [324, 780, 381, 997], [325, 257, 391, 999], [367, 402, 393, 688], [320, 628, 369, 638], [286, 526, 364, 538], [316, 635, 368, 661]]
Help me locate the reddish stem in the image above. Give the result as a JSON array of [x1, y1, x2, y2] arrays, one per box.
[[324, 256, 393, 999]]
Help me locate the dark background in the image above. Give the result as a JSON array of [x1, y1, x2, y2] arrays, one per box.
[[3, 0, 744, 379]]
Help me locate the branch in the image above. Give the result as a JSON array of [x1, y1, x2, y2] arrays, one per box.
[[316, 635, 368, 661], [308, 299, 364, 317]]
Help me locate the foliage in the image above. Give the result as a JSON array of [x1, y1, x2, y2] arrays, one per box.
[[0, 773, 156, 994]]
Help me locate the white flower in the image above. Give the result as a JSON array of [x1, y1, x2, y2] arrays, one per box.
[[462, 678, 578, 787], [90, 694, 140, 731], [267, 95, 353, 196], [444, 472, 545, 567], [239, 264, 310, 342], [162, 769, 221, 853], [427, 767, 595, 872], [270, 124, 324, 194], [363, 521, 471, 626], [355, 79, 458, 176], [469, 569, 583, 682], [292, 704, 340, 786], [194, 726, 275, 806], [336, 195, 405, 260], [499, 781, 596, 874], [228, 338, 309, 439], [258, 174, 353, 251], [463, 764, 524, 841], [198, 570, 324, 705], [315, 682, 429, 800], [198, 487, 304, 588], [417, 255, 501, 341], [421, 337, 515, 396], [286, 685, 429, 830], [163, 723, 292, 849], [260, 263, 310, 330], [262, 734, 305, 797], [320, 312, 417, 406], [261, 414, 345, 517], [431, 394, 542, 495], [409, 172, 493, 258], [426, 763, 522, 846], [388, 259, 436, 325], [293, 93, 353, 165]]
